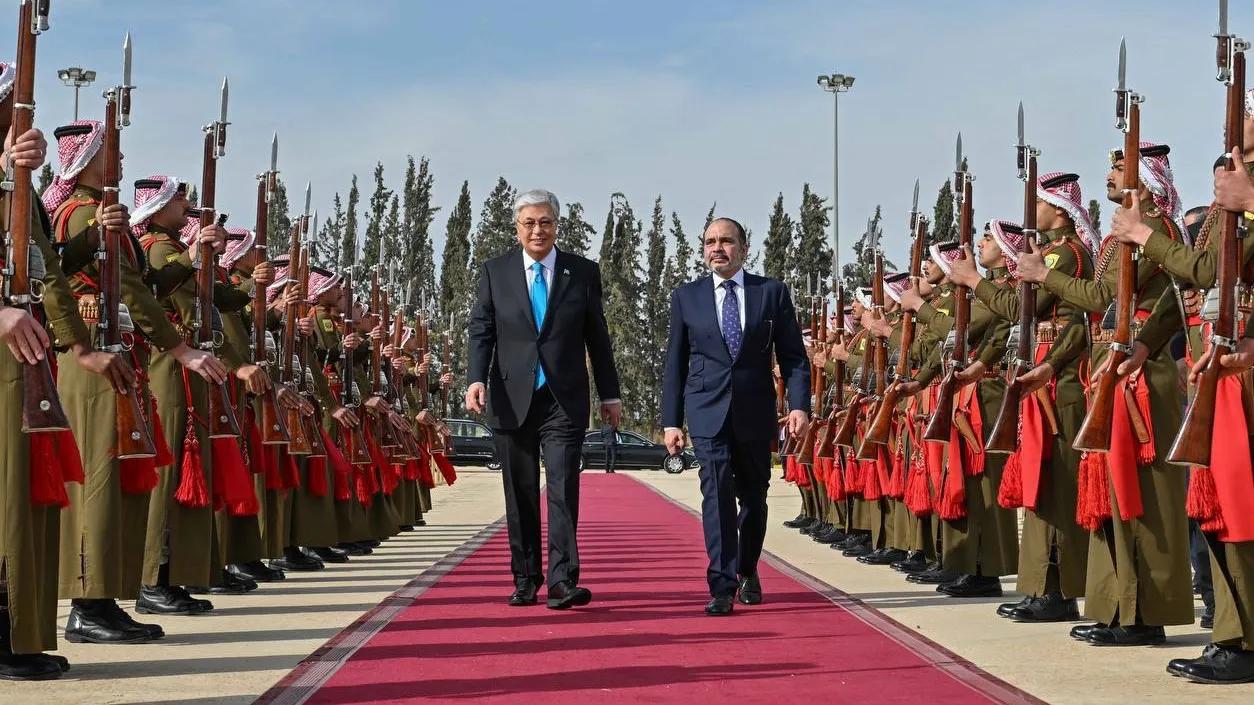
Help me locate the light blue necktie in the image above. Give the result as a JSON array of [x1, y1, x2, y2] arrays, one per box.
[[530, 261, 548, 389]]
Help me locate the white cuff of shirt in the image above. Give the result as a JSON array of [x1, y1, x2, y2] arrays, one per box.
[[601, 398, 621, 405], [663, 427, 681, 433]]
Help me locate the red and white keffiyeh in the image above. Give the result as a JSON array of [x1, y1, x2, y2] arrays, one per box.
[[0, 62, 14, 102], [1112, 142, 1188, 246], [1037, 171, 1100, 254], [882, 272, 912, 304], [306, 266, 341, 303], [222, 227, 255, 269], [42, 120, 104, 212], [130, 175, 187, 238], [989, 219, 1025, 279]]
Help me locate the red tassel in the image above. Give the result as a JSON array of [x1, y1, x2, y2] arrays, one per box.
[[1187, 466, 1225, 534], [998, 452, 1023, 509], [119, 457, 159, 494], [28, 432, 72, 507], [280, 447, 301, 489], [936, 469, 965, 521], [861, 459, 883, 501], [827, 457, 847, 501], [211, 437, 256, 515], [434, 452, 457, 485], [173, 417, 210, 508], [904, 454, 932, 516], [354, 466, 375, 507], [1132, 378, 1156, 466], [307, 455, 329, 498], [1075, 452, 1110, 531]]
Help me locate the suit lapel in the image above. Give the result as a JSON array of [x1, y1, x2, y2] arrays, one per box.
[[732, 274, 762, 363], [540, 250, 570, 338], [506, 249, 539, 337]]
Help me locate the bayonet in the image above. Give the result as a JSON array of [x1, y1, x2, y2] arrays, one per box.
[[118, 32, 134, 127], [270, 132, 278, 173], [219, 77, 229, 125], [955, 132, 963, 173], [123, 32, 132, 86], [303, 181, 312, 217], [1117, 37, 1127, 91]]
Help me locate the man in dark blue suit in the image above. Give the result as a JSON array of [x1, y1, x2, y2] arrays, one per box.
[[661, 217, 810, 615]]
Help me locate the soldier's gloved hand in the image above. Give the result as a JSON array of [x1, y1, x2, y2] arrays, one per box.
[[0, 306, 50, 364]]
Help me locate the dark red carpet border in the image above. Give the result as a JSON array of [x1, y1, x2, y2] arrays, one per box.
[[258, 474, 1041, 705]]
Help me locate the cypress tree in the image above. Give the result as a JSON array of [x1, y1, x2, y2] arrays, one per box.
[[470, 177, 516, 270], [668, 211, 693, 285], [401, 156, 438, 315], [931, 178, 955, 245], [1088, 199, 1102, 231], [362, 162, 391, 274], [762, 193, 793, 282], [557, 202, 594, 257], [266, 177, 292, 255], [438, 181, 474, 386]]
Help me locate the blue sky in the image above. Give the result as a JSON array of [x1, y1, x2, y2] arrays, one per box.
[[26, 0, 1254, 276]]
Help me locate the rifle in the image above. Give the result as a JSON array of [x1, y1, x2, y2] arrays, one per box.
[[440, 324, 454, 453], [296, 210, 327, 458], [94, 34, 155, 457], [815, 284, 846, 458], [369, 251, 400, 454], [253, 133, 289, 445], [797, 290, 822, 464], [3, 1, 68, 432], [864, 182, 926, 447], [856, 223, 888, 460], [338, 220, 371, 465], [280, 221, 312, 455], [1169, 13, 1248, 466], [925, 135, 974, 442], [1074, 40, 1144, 453], [193, 79, 241, 439], [986, 103, 1042, 453]]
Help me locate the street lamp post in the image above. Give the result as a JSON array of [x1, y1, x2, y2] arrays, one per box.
[[816, 73, 855, 293], [58, 66, 97, 120]]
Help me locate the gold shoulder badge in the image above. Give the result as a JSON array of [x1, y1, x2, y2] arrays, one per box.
[[320, 318, 334, 332], [1044, 253, 1061, 269], [936, 307, 951, 316], [165, 253, 181, 263]]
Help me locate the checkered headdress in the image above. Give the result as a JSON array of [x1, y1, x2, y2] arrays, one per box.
[[1037, 172, 1099, 254], [1111, 142, 1188, 246], [222, 227, 255, 269], [989, 219, 1025, 279], [0, 62, 14, 102], [42, 120, 104, 213], [130, 175, 187, 238]]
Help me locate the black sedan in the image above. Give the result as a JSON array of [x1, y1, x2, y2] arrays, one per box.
[[445, 418, 501, 470], [581, 429, 699, 474]]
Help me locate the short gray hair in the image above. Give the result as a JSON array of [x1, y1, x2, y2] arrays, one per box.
[[513, 189, 560, 220]]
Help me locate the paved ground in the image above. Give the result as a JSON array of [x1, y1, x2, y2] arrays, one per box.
[[9, 465, 1253, 704]]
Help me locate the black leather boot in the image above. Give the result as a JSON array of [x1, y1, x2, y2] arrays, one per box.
[[64, 599, 154, 644], [302, 546, 348, 564], [228, 560, 286, 582], [270, 546, 324, 572], [135, 584, 213, 615], [1008, 592, 1079, 622], [334, 542, 371, 556]]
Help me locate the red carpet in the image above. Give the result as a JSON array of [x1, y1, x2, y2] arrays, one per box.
[[269, 474, 1035, 704]]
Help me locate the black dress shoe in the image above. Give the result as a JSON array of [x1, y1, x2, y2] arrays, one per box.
[[270, 547, 324, 572], [64, 599, 155, 644], [508, 580, 539, 607], [0, 653, 62, 681], [228, 560, 286, 582], [939, 574, 1003, 598], [104, 601, 163, 640], [783, 514, 814, 529], [908, 567, 960, 585], [705, 594, 734, 616], [1070, 623, 1107, 641], [303, 546, 349, 564], [361, 539, 382, 548], [858, 548, 908, 565], [415, 518, 428, 526], [997, 596, 1033, 618], [546, 581, 593, 610], [890, 551, 928, 573], [799, 521, 823, 536], [842, 541, 874, 558], [135, 585, 213, 615], [333, 542, 371, 557], [737, 575, 763, 605], [1201, 606, 1215, 629], [1171, 644, 1254, 684], [399, 524, 416, 532], [1008, 593, 1079, 622], [32, 653, 70, 672], [1086, 624, 1166, 646], [812, 526, 845, 544]]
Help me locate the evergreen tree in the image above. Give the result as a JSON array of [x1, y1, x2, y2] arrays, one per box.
[[556, 202, 594, 256], [841, 206, 896, 292], [36, 164, 52, 195], [401, 156, 438, 316], [696, 202, 716, 274], [316, 193, 345, 270], [792, 184, 833, 294], [641, 197, 668, 433], [762, 193, 794, 282], [438, 181, 474, 392], [598, 196, 617, 263], [667, 211, 693, 286], [470, 177, 516, 270], [1088, 198, 1102, 231], [188, 185, 199, 208], [381, 194, 402, 296], [361, 162, 391, 274], [340, 175, 360, 269], [265, 177, 292, 255], [931, 178, 956, 245]]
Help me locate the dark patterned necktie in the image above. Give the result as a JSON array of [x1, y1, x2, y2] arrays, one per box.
[[721, 280, 741, 358]]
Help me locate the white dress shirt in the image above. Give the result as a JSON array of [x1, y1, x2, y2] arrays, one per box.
[[712, 268, 747, 336]]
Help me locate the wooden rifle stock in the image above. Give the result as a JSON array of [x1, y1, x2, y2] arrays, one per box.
[[198, 123, 240, 439], [925, 160, 974, 442], [923, 368, 957, 442], [1169, 41, 1246, 466], [7, 1, 69, 432], [986, 362, 1027, 453], [253, 173, 289, 445]]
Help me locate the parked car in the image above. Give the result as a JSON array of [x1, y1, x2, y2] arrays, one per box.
[[581, 429, 699, 473], [445, 418, 500, 470]]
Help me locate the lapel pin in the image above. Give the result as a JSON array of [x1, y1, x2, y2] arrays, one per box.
[[563, 268, 570, 276]]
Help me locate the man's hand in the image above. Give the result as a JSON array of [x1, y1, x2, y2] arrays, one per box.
[[664, 428, 685, 455], [332, 406, 360, 429], [1182, 288, 1202, 318], [95, 202, 130, 235], [343, 332, 362, 352], [275, 384, 302, 411], [390, 356, 407, 374], [200, 222, 228, 255], [296, 316, 314, 337], [3, 126, 47, 169], [896, 380, 922, 398], [235, 363, 271, 395], [0, 306, 50, 364], [1111, 198, 1152, 247], [465, 382, 486, 413], [600, 400, 622, 427], [382, 343, 397, 359], [369, 323, 385, 343], [1215, 147, 1254, 214], [416, 408, 437, 426], [812, 348, 828, 369], [786, 409, 809, 438], [364, 395, 389, 415], [829, 341, 850, 362], [954, 359, 986, 386], [947, 245, 981, 288], [70, 343, 135, 393], [1016, 361, 1055, 394], [253, 261, 275, 287], [440, 371, 454, 387], [1015, 240, 1049, 284], [898, 279, 925, 312], [171, 343, 228, 384], [1116, 341, 1150, 376]]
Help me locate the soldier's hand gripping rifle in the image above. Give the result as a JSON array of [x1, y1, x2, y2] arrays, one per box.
[[196, 78, 240, 438], [925, 134, 974, 442], [3, 0, 69, 432], [253, 133, 289, 445], [856, 220, 889, 460], [97, 33, 154, 457], [986, 103, 1043, 453], [865, 180, 925, 447], [1169, 9, 1248, 466], [1074, 41, 1144, 453]]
